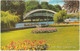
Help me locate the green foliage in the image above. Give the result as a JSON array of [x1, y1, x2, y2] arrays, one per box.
[[66, 14, 74, 18], [1, 1, 62, 22], [54, 5, 62, 12], [1, 1, 25, 22], [77, 12, 79, 19], [1, 11, 20, 29], [59, 10, 67, 17], [53, 9, 78, 23], [48, 4, 56, 11], [48, 4, 53, 9], [53, 10, 67, 23], [24, 1, 62, 14], [54, 13, 62, 23], [1, 1, 25, 13], [41, 2, 49, 9], [1, 1, 7, 11], [24, 1, 40, 13]]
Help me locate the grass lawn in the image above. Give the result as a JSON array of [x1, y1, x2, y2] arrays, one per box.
[[1, 26, 79, 50]]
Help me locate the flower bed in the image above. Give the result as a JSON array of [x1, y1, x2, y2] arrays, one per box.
[[32, 28, 57, 33], [69, 21, 80, 23], [1, 40, 48, 50], [50, 21, 79, 26]]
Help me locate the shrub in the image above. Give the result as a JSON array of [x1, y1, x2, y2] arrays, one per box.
[[32, 28, 57, 33], [54, 13, 62, 23], [77, 12, 79, 19], [1, 40, 48, 50], [53, 10, 67, 23], [66, 14, 74, 18], [1, 11, 20, 29]]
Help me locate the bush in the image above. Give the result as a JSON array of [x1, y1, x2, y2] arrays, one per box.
[[1, 40, 48, 50], [53, 10, 67, 23], [66, 14, 75, 18], [77, 12, 79, 19], [54, 13, 62, 23], [32, 28, 57, 33], [1, 11, 20, 29]]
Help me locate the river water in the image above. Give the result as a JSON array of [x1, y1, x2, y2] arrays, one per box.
[[15, 21, 54, 28], [15, 19, 79, 28]]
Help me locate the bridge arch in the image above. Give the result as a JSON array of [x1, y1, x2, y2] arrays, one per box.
[[23, 9, 57, 21]]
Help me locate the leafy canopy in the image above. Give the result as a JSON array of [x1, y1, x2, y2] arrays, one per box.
[[1, 11, 20, 29]]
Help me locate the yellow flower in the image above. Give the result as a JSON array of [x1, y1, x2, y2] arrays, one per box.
[[25, 42, 26, 45], [2, 46, 6, 50], [18, 45, 21, 49], [32, 48, 35, 50], [21, 44, 24, 47]]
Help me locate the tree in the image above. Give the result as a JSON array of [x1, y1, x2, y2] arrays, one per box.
[[77, 12, 79, 19], [41, 2, 49, 9], [63, 0, 79, 13], [24, 1, 62, 14], [1, 1, 25, 22], [48, 4, 56, 11], [54, 5, 62, 12], [66, 14, 74, 18], [1, 1, 7, 11], [54, 13, 62, 23], [24, 1, 40, 13], [1, 11, 20, 29], [53, 10, 67, 23]]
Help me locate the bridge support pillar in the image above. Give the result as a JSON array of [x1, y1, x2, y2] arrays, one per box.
[[50, 18, 52, 21], [43, 18, 44, 21], [35, 19, 37, 21], [51, 19, 53, 21], [39, 18, 40, 21], [51, 18, 53, 21], [46, 18, 48, 21]]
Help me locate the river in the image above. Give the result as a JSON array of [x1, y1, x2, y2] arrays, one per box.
[[15, 19, 79, 28]]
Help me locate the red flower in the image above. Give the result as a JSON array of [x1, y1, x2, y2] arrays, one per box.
[[8, 46, 11, 49], [28, 40, 31, 43], [18, 40, 20, 42], [13, 46, 16, 48], [10, 41, 14, 45], [34, 40, 37, 42], [24, 47, 26, 50], [37, 43, 39, 45], [44, 41, 46, 43], [15, 42, 16, 44], [33, 42, 35, 44], [32, 45, 34, 47], [39, 41, 42, 44], [24, 40, 28, 43]]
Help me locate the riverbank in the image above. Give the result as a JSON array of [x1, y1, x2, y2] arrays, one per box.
[[2, 23, 79, 32]]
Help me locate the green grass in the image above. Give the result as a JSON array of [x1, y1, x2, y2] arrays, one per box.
[[1, 26, 79, 50]]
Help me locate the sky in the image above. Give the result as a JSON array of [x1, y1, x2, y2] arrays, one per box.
[[48, 0, 64, 6], [25, 0, 64, 6]]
